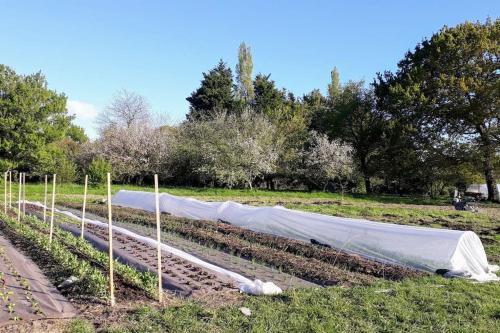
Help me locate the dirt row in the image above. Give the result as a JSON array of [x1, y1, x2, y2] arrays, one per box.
[[1, 211, 144, 305], [61, 201, 425, 285], [82, 223, 236, 295], [73, 209, 317, 290], [23, 205, 237, 297]]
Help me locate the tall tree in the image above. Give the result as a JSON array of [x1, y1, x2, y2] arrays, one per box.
[[375, 19, 500, 201], [312, 81, 384, 193], [186, 60, 234, 120], [327, 66, 341, 101], [0, 65, 77, 174], [253, 74, 284, 117], [235, 42, 254, 102], [98, 89, 151, 129], [331, 82, 384, 193]]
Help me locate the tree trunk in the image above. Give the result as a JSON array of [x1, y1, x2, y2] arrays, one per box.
[[483, 153, 499, 202], [364, 176, 372, 194], [478, 129, 499, 202], [359, 154, 372, 194], [265, 175, 275, 191]]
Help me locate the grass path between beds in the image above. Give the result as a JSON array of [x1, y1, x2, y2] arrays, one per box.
[[73, 276, 499, 333]]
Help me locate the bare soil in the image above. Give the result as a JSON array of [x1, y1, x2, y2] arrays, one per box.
[[61, 202, 424, 285], [0, 230, 76, 331]]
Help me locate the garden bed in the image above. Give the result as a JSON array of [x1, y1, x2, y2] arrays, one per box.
[[0, 209, 158, 310], [0, 232, 75, 327], [24, 204, 240, 297], [60, 201, 425, 285]]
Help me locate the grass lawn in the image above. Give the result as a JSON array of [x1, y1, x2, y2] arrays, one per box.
[[2, 182, 499, 332], [107, 277, 500, 333]]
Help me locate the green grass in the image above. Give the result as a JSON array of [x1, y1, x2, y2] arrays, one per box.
[[2, 182, 499, 332], [6, 181, 453, 206], [65, 319, 95, 333], [108, 277, 500, 333]]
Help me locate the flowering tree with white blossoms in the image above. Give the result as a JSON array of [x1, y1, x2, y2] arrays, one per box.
[[303, 132, 354, 195], [177, 110, 280, 188], [89, 124, 173, 183]]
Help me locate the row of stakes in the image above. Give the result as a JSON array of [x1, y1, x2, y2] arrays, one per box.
[[3, 171, 164, 306]]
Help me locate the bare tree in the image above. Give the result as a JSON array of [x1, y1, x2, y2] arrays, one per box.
[[98, 89, 151, 129]]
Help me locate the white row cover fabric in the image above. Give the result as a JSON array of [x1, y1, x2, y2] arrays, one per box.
[[112, 190, 500, 282], [466, 184, 500, 198], [27, 201, 282, 296]]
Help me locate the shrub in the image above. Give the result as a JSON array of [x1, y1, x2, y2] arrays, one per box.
[[88, 158, 111, 185], [56, 158, 78, 183]]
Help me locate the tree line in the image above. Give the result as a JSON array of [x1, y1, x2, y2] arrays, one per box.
[[0, 19, 498, 201]]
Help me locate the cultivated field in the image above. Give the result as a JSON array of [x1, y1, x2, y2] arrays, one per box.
[[0, 183, 499, 332]]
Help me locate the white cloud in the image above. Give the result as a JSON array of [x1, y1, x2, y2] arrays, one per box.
[[67, 100, 99, 139], [66, 100, 98, 119]]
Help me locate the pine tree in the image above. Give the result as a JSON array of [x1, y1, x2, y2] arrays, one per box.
[[186, 60, 235, 120]]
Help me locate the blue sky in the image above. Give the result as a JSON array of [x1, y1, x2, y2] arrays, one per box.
[[2, 1, 498, 138]]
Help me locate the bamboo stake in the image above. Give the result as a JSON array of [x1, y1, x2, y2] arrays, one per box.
[[107, 173, 115, 306], [81, 175, 88, 239], [43, 175, 48, 223], [3, 172, 6, 214], [49, 174, 56, 243], [8, 171, 11, 208], [154, 174, 163, 302], [17, 173, 21, 221], [22, 173, 26, 216], [9, 171, 12, 208]]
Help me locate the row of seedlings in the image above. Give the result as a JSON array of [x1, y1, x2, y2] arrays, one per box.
[[2, 172, 166, 306]]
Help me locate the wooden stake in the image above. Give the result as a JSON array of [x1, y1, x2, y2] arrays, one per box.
[[22, 173, 26, 216], [107, 173, 115, 306], [49, 174, 56, 243], [81, 175, 88, 239], [43, 175, 48, 223], [3, 172, 6, 214], [154, 174, 163, 302], [17, 173, 21, 222], [9, 171, 12, 208]]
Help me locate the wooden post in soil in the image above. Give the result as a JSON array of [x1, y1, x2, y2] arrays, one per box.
[[43, 175, 48, 223], [9, 171, 12, 208], [80, 175, 88, 239], [3, 172, 7, 214], [17, 173, 21, 221], [22, 173, 26, 216], [49, 174, 56, 243], [154, 174, 163, 302], [107, 173, 115, 306]]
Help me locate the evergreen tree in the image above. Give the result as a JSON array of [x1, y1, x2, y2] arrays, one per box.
[[186, 60, 234, 120], [253, 74, 284, 117]]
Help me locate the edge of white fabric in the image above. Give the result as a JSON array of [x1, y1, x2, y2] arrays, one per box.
[[25, 201, 283, 296], [111, 190, 500, 282]]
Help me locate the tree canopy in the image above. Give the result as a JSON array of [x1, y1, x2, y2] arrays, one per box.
[[186, 60, 235, 120], [0, 64, 85, 175], [374, 19, 499, 201]]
